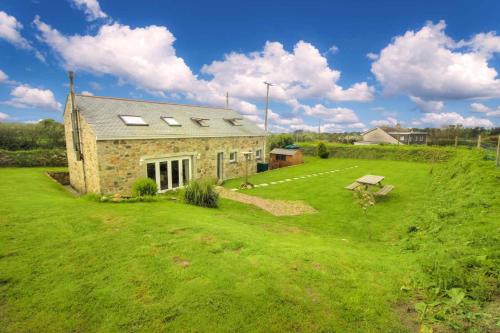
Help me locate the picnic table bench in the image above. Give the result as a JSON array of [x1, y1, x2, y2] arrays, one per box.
[[345, 175, 394, 196]]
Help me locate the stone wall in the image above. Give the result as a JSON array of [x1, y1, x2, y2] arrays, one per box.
[[64, 96, 101, 193], [96, 136, 266, 195]]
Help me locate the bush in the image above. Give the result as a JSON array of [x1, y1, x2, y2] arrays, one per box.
[[132, 178, 158, 197], [268, 134, 294, 150], [317, 142, 329, 159], [184, 179, 219, 208]]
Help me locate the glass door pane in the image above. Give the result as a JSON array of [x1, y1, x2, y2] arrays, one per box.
[[171, 160, 180, 188], [147, 163, 156, 181], [159, 161, 169, 190], [182, 159, 190, 185]]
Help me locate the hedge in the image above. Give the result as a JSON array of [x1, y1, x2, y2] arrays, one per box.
[[0, 149, 67, 167], [300, 143, 455, 163]]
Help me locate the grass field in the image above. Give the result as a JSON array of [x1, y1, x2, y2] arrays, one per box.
[[0, 154, 497, 332]]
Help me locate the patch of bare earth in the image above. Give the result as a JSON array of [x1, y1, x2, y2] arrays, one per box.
[[172, 256, 190, 268], [393, 302, 420, 333], [217, 188, 317, 216]]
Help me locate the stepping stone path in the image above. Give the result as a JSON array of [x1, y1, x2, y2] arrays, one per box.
[[230, 165, 358, 191]]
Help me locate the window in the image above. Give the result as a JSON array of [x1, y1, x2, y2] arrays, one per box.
[[119, 115, 148, 126], [256, 149, 262, 160], [161, 116, 181, 126], [224, 118, 242, 126], [229, 151, 237, 163], [276, 154, 286, 161], [400, 135, 405, 141], [191, 117, 209, 127], [145, 157, 192, 192]]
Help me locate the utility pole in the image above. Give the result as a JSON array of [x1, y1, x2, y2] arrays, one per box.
[[496, 134, 500, 168], [226, 92, 229, 109], [263, 81, 273, 132], [477, 135, 481, 149]]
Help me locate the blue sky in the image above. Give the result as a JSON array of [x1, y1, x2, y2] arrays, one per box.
[[1, 0, 500, 131]]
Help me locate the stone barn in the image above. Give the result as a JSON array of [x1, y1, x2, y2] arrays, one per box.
[[269, 148, 303, 169], [64, 91, 266, 195]]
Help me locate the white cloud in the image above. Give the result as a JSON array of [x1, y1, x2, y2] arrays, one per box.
[[70, 0, 108, 21], [419, 112, 493, 128], [470, 102, 500, 117], [34, 17, 369, 131], [328, 45, 339, 54], [372, 20, 500, 102], [370, 116, 398, 127], [301, 104, 360, 123], [5, 85, 62, 111], [80, 90, 93, 96], [0, 11, 31, 49], [0, 112, 10, 121], [0, 69, 8, 83], [409, 96, 444, 113], [202, 41, 373, 103], [366, 52, 378, 60]]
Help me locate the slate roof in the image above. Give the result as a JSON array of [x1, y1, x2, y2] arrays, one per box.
[[73, 94, 266, 140], [269, 148, 299, 156]]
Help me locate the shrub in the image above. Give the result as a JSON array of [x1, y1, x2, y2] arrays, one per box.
[[317, 142, 329, 159], [184, 179, 219, 208], [132, 178, 158, 197]]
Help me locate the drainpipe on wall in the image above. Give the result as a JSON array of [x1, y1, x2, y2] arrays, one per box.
[[68, 71, 88, 193]]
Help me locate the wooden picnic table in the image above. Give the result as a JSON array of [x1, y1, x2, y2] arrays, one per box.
[[356, 175, 384, 187]]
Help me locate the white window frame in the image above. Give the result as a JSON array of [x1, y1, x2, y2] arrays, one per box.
[[145, 156, 192, 192], [255, 149, 262, 160], [161, 116, 181, 126], [229, 151, 237, 163], [119, 115, 148, 126]]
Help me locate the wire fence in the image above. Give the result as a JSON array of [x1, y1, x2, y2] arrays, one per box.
[[427, 135, 500, 166]]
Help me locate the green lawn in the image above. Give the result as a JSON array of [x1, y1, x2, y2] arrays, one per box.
[[0, 157, 471, 332]]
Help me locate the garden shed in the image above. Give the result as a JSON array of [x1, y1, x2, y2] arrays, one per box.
[[269, 148, 303, 169]]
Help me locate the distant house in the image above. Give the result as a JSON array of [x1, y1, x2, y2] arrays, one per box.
[[269, 148, 303, 169], [355, 127, 427, 145], [64, 82, 266, 195]]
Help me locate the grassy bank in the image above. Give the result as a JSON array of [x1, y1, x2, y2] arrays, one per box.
[[0, 151, 497, 331], [0, 148, 67, 167], [299, 142, 455, 162]]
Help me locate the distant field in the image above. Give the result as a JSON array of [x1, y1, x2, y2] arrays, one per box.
[[0, 153, 497, 332]]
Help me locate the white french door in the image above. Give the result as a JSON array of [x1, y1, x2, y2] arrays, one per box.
[[146, 157, 192, 192]]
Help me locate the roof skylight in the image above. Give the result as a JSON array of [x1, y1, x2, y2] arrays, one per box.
[[191, 117, 209, 127], [119, 115, 148, 126], [161, 116, 181, 126], [224, 118, 243, 126]]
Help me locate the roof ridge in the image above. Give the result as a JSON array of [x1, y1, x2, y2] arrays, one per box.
[[75, 94, 233, 111]]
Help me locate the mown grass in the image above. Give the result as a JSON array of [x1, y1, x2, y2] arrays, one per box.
[[0, 150, 497, 332]]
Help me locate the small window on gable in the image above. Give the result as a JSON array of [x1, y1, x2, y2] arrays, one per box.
[[191, 117, 209, 127], [229, 151, 237, 163], [161, 116, 181, 126], [224, 118, 243, 126], [119, 115, 148, 126], [256, 149, 262, 160]]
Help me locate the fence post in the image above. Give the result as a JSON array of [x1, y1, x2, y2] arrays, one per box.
[[477, 135, 481, 149], [454, 136, 458, 147], [496, 135, 500, 168]]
